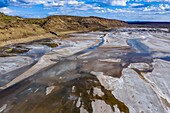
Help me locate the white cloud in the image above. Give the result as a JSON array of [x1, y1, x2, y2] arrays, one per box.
[[146, 0, 170, 2], [99, 0, 129, 6], [5, 0, 170, 21], [110, 0, 128, 6], [75, 4, 103, 11], [48, 3, 104, 16], [130, 3, 144, 7], [144, 6, 157, 11], [104, 8, 134, 13], [159, 4, 170, 10], [0, 7, 13, 14], [9, 0, 84, 6], [144, 4, 170, 11]]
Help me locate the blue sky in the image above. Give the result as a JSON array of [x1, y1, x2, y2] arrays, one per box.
[[0, 0, 170, 21]]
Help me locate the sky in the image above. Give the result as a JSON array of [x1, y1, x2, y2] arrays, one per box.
[[0, 0, 170, 21]]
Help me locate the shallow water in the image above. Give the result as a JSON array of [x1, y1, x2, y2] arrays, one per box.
[[159, 56, 170, 61], [0, 59, 129, 113], [0, 62, 36, 87], [0, 38, 60, 58], [22, 45, 52, 60], [73, 36, 105, 56], [127, 39, 149, 53], [1, 28, 170, 113]]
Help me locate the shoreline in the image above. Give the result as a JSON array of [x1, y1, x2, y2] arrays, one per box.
[[0, 32, 105, 90], [0, 33, 57, 47], [0, 28, 114, 48]]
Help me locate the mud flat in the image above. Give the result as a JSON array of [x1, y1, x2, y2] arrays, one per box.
[[0, 32, 103, 90], [1, 28, 170, 113]]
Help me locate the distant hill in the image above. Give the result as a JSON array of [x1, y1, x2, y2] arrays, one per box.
[[128, 21, 170, 28], [0, 13, 127, 46]]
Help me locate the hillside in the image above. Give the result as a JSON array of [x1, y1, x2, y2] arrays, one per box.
[[0, 13, 127, 47]]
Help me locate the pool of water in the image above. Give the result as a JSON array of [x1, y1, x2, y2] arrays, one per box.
[[127, 39, 150, 53], [73, 37, 105, 56]]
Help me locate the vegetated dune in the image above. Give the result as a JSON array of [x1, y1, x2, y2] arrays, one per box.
[[42, 15, 127, 34], [0, 13, 127, 47]]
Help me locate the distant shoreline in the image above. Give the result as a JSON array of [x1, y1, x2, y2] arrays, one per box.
[[127, 22, 170, 28]]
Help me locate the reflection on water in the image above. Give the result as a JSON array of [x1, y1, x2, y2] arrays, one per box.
[[1, 29, 170, 113], [0, 59, 129, 113], [127, 39, 149, 53], [0, 62, 35, 87], [73, 37, 105, 56], [22, 45, 52, 60], [0, 38, 60, 59], [159, 56, 170, 61]]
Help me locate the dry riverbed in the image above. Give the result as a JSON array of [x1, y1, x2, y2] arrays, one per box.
[[0, 28, 170, 113]]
